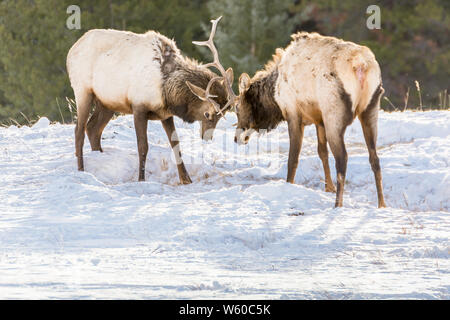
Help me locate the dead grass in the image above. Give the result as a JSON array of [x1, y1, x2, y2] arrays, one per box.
[[383, 80, 449, 112]]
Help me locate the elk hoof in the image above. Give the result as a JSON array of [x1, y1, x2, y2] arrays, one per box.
[[334, 200, 343, 208], [91, 146, 103, 152], [325, 184, 336, 193], [180, 176, 192, 185], [378, 201, 387, 208]]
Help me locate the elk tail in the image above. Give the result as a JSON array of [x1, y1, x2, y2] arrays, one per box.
[[351, 53, 368, 89]]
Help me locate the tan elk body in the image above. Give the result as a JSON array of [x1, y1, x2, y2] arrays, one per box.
[[67, 23, 234, 184], [235, 32, 386, 208]]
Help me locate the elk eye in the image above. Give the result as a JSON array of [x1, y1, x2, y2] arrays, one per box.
[[204, 112, 210, 119]]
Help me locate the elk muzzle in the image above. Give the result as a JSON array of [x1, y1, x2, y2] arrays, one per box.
[[200, 118, 218, 141], [234, 128, 253, 145]]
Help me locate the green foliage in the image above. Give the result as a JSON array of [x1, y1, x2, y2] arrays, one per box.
[[0, 0, 448, 124], [0, 0, 210, 123], [206, 0, 295, 79], [0, 0, 79, 122], [298, 0, 450, 110]]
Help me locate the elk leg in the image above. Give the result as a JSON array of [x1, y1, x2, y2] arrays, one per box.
[[74, 91, 93, 171], [86, 99, 114, 152], [133, 109, 149, 181], [286, 113, 304, 184], [161, 117, 192, 185], [359, 109, 386, 208], [315, 124, 336, 193], [325, 125, 348, 208]]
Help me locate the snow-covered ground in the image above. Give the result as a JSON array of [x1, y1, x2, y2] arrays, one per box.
[[0, 110, 448, 299]]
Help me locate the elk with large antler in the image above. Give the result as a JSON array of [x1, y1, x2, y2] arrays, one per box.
[[234, 32, 386, 208], [67, 17, 235, 184]]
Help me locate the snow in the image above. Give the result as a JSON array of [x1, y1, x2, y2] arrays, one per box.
[[0, 110, 448, 299]]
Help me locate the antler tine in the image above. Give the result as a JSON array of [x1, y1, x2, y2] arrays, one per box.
[[192, 17, 226, 78], [205, 76, 222, 97], [219, 98, 234, 114], [193, 16, 237, 115], [192, 16, 222, 64], [204, 76, 224, 115]]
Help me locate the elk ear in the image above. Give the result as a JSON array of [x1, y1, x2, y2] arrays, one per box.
[[186, 81, 207, 101], [225, 67, 234, 85], [239, 73, 250, 94]]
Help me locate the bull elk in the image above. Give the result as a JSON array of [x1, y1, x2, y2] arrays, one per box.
[[66, 17, 234, 184], [234, 32, 386, 208]]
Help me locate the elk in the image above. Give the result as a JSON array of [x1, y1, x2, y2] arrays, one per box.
[[234, 32, 386, 208], [66, 17, 234, 184]]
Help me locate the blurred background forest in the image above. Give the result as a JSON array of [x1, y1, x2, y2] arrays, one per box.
[[0, 0, 449, 124]]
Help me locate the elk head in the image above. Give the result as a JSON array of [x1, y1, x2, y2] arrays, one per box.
[[190, 16, 238, 141], [234, 73, 255, 145]]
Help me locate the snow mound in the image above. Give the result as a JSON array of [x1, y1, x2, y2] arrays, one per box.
[[32, 117, 50, 129]]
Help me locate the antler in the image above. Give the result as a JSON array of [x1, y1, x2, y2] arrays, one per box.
[[203, 76, 222, 113], [193, 16, 237, 116]]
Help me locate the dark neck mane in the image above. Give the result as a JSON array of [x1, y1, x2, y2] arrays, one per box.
[[245, 67, 284, 132], [160, 54, 226, 122]]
